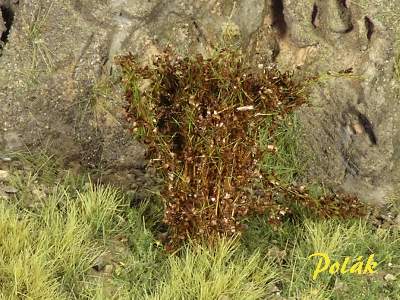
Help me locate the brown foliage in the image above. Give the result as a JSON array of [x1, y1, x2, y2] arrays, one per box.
[[116, 49, 366, 250]]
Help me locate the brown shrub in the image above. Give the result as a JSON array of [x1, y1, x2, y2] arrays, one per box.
[[116, 49, 366, 250]]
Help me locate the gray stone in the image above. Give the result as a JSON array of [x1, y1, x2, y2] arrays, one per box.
[[284, 0, 320, 47], [3, 185, 17, 193], [287, 1, 400, 205], [0, 8, 5, 38], [3, 131, 23, 150]]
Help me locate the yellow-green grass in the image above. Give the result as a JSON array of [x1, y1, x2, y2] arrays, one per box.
[[0, 151, 398, 299]]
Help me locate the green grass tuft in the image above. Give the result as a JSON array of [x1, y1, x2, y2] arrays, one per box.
[[0, 154, 399, 298], [259, 113, 304, 185], [151, 238, 277, 300]]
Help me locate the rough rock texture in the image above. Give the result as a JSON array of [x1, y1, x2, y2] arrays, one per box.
[[0, 0, 399, 204], [0, 8, 5, 39], [280, 0, 400, 205]]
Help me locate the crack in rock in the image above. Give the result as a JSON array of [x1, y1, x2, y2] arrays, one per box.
[[0, 0, 18, 52]]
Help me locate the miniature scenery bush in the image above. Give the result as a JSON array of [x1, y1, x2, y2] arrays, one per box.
[[116, 49, 366, 249]]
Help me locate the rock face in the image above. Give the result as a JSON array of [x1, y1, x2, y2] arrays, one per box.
[[0, 0, 399, 204], [279, 0, 400, 205], [0, 8, 5, 40]]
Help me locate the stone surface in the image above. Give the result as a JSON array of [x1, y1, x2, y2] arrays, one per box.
[[0, 0, 399, 204], [284, 1, 400, 205], [0, 7, 5, 38], [3, 185, 17, 193]]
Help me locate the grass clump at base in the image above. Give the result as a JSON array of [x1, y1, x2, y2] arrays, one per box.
[[151, 238, 277, 300], [0, 154, 398, 299], [259, 113, 304, 185], [116, 49, 367, 249], [291, 219, 400, 299], [0, 185, 116, 299], [240, 217, 400, 300], [0, 159, 279, 299]]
